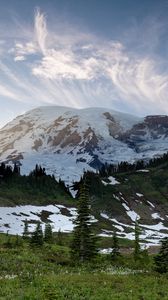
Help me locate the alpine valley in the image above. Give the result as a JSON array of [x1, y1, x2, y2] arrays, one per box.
[[0, 106, 168, 247]]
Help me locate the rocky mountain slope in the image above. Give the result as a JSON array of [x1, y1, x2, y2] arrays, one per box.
[[0, 106, 168, 186]]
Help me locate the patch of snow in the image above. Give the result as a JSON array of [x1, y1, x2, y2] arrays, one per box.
[[140, 243, 160, 250], [101, 180, 108, 186], [69, 187, 78, 198], [108, 176, 120, 185], [0, 205, 76, 235], [122, 203, 130, 211], [100, 212, 168, 244], [141, 222, 167, 231], [0, 204, 97, 235], [151, 213, 164, 220], [147, 201, 155, 208], [102, 176, 120, 186], [122, 203, 140, 222], [99, 248, 113, 254], [136, 193, 143, 197], [126, 210, 140, 222], [136, 169, 149, 173], [113, 195, 120, 201]]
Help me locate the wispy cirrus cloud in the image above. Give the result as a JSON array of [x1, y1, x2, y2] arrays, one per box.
[[13, 42, 36, 61], [0, 7, 168, 128], [34, 8, 48, 54]]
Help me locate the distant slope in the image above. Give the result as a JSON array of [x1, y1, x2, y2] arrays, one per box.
[[86, 160, 168, 244]]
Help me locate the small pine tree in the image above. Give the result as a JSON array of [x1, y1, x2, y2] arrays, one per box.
[[154, 237, 168, 273], [133, 219, 141, 261], [15, 234, 23, 247], [4, 231, 12, 248], [44, 223, 53, 243], [110, 230, 120, 260], [57, 229, 63, 246], [30, 222, 43, 247], [141, 247, 150, 267], [71, 180, 97, 262], [22, 219, 29, 239]]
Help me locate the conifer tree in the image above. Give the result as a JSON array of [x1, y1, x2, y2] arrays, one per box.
[[133, 219, 141, 261], [4, 231, 12, 248], [57, 229, 63, 246], [71, 180, 97, 262], [141, 247, 150, 267], [44, 223, 53, 243], [13, 163, 20, 176], [15, 234, 22, 247], [30, 222, 43, 247], [110, 230, 120, 260], [22, 219, 29, 239], [154, 237, 168, 273]]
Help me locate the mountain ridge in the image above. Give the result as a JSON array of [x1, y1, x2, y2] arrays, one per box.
[[0, 105, 168, 185]]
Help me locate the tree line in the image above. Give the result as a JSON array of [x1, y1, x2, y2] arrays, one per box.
[[99, 151, 168, 177]]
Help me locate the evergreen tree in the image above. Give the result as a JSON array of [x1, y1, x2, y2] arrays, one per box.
[[22, 219, 29, 239], [110, 230, 120, 260], [30, 222, 43, 247], [57, 229, 63, 246], [133, 219, 141, 261], [4, 231, 12, 248], [13, 163, 20, 176], [71, 180, 97, 262], [15, 234, 23, 247], [44, 223, 53, 243], [154, 237, 168, 273], [141, 247, 150, 267]]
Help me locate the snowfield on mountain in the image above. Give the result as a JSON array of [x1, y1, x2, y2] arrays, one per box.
[[1, 106, 168, 185]]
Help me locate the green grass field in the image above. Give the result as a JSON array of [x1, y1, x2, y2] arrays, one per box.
[[0, 234, 167, 300], [1, 272, 168, 300]]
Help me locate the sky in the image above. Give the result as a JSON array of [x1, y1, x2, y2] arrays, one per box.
[[0, 0, 168, 127]]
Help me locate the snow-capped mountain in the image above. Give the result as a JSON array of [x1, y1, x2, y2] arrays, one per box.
[[0, 106, 168, 185]]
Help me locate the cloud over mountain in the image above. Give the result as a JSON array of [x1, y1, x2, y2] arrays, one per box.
[[0, 7, 168, 127]]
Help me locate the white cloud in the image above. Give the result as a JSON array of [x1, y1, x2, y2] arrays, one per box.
[[32, 49, 99, 80], [14, 55, 25, 61], [0, 8, 168, 118], [11, 41, 37, 61], [34, 8, 48, 54], [0, 84, 17, 99]]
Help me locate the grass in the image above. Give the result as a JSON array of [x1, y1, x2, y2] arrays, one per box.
[[0, 233, 167, 300], [1, 266, 168, 299]]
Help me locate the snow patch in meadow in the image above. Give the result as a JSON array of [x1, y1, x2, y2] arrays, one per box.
[[99, 248, 113, 254], [108, 176, 120, 185], [151, 213, 164, 220], [136, 170, 149, 173], [100, 212, 168, 244], [147, 201, 155, 208], [136, 193, 143, 197], [122, 203, 140, 222], [0, 204, 98, 235], [102, 176, 120, 186], [0, 205, 77, 235]]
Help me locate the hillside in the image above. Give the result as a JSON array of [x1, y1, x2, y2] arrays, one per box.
[[0, 159, 168, 246]]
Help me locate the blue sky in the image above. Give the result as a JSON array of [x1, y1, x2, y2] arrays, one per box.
[[0, 0, 168, 127]]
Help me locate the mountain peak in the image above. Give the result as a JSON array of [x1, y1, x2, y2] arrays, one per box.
[[0, 106, 167, 185]]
